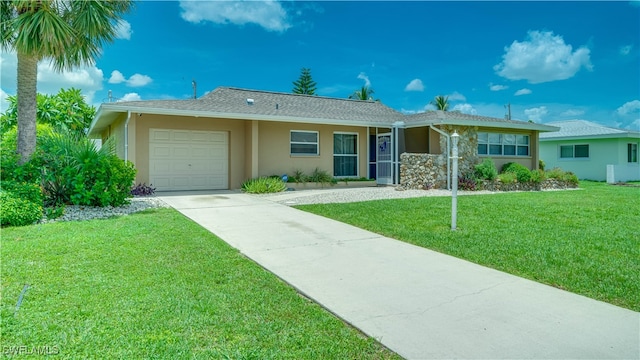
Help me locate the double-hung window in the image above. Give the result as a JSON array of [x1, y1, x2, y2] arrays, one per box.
[[628, 143, 638, 163], [290, 131, 319, 156], [334, 133, 358, 177], [477, 132, 529, 156], [560, 144, 589, 159]]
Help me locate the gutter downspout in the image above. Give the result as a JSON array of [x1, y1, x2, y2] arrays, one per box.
[[430, 124, 450, 190], [124, 111, 131, 162]]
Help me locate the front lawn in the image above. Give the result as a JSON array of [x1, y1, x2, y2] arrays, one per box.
[[297, 181, 640, 311], [1, 209, 399, 359]]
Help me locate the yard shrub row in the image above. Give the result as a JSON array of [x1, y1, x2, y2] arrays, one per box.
[[1, 125, 137, 226], [464, 158, 578, 190]]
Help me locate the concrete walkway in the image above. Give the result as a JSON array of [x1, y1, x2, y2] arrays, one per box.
[[158, 191, 639, 360]]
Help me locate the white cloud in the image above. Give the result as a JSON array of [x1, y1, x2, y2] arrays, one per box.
[[524, 106, 548, 122], [620, 45, 633, 55], [404, 79, 424, 92], [452, 103, 477, 115], [494, 30, 593, 84], [489, 84, 508, 91], [127, 74, 152, 87], [514, 88, 532, 96], [0, 88, 9, 112], [561, 109, 585, 117], [628, 119, 640, 131], [179, 0, 291, 32], [109, 70, 152, 87], [108, 70, 126, 84], [36, 60, 104, 104], [119, 93, 141, 102], [448, 91, 466, 102], [617, 100, 640, 115], [115, 20, 132, 40], [357, 72, 371, 87]]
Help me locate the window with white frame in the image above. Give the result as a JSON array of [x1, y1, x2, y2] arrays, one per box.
[[477, 132, 529, 156], [628, 143, 638, 163], [333, 133, 358, 177], [560, 144, 589, 159], [290, 130, 319, 155]]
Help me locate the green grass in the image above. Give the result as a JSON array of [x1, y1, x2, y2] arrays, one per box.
[[1, 209, 399, 359], [297, 181, 640, 311]]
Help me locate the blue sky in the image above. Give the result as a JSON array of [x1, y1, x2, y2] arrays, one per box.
[[1, 1, 639, 129]]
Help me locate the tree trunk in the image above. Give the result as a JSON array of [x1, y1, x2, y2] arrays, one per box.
[[16, 51, 38, 165]]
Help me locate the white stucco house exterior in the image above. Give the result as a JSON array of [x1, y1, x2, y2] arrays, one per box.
[[539, 120, 640, 182]]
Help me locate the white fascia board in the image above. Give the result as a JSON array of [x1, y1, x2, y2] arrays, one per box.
[[91, 104, 386, 128], [540, 132, 640, 141], [405, 119, 559, 132]]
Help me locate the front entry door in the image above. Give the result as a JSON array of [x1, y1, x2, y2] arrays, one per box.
[[376, 133, 393, 185]]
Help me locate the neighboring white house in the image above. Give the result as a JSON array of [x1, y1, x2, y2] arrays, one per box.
[[539, 120, 640, 182]]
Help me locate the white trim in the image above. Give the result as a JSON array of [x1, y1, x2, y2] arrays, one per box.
[[333, 132, 359, 178], [290, 130, 319, 156]]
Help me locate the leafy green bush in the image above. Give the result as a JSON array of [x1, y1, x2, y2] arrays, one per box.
[[539, 159, 546, 171], [0, 180, 42, 204], [530, 169, 546, 184], [474, 158, 498, 180], [0, 191, 43, 227], [546, 168, 579, 186], [501, 162, 532, 182], [498, 172, 517, 184], [241, 177, 287, 194], [308, 168, 335, 184], [0, 123, 54, 182], [38, 132, 136, 207]]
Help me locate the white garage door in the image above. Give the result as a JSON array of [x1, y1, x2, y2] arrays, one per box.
[[149, 129, 229, 191]]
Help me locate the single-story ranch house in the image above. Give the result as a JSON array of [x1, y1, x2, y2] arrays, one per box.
[[88, 87, 559, 191], [540, 120, 640, 182]]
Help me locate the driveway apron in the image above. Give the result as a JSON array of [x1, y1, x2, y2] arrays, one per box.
[[159, 191, 639, 360]]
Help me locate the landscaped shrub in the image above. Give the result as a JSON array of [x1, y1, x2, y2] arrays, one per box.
[[0, 124, 54, 183], [501, 162, 532, 183], [546, 167, 579, 186], [498, 172, 517, 184], [131, 183, 156, 197], [308, 168, 335, 184], [0, 180, 42, 204], [38, 132, 136, 207], [241, 177, 287, 194], [530, 169, 546, 184], [474, 158, 498, 180], [0, 191, 43, 227], [539, 159, 546, 171], [458, 173, 478, 191]]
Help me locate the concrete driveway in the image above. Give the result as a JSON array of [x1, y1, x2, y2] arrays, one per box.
[[158, 191, 639, 359]]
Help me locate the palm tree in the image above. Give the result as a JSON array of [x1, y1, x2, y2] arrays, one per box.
[[349, 86, 376, 101], [431, 95, 450, 111], [1, 0, 133, 164]]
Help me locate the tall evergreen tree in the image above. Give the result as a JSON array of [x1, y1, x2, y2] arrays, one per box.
[[1, 0, 133, 164], [292, 68, 317, 95]]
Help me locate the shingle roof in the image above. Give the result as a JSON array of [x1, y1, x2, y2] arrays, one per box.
[[539, 120, 640, 140], [103, 87, 404, 125], [89, 86, 558, 135]]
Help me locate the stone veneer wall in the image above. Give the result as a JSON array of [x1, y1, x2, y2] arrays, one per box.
[[400, 126, 479, 190], [399, 153, 447, 189]]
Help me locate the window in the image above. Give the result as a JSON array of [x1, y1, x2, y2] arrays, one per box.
[[334, 133, 358, 177], [290, 131, 319, 155], [629, 143, 638, 163], [560, 144, 589, 159], [477, 132, 529, 157]]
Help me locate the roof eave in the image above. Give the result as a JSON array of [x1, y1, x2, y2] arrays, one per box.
[[406, 118, 559, 132], [540, 132, 640, 141]]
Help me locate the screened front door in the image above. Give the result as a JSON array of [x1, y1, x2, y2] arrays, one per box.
[[377, 133, 393, 184]]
